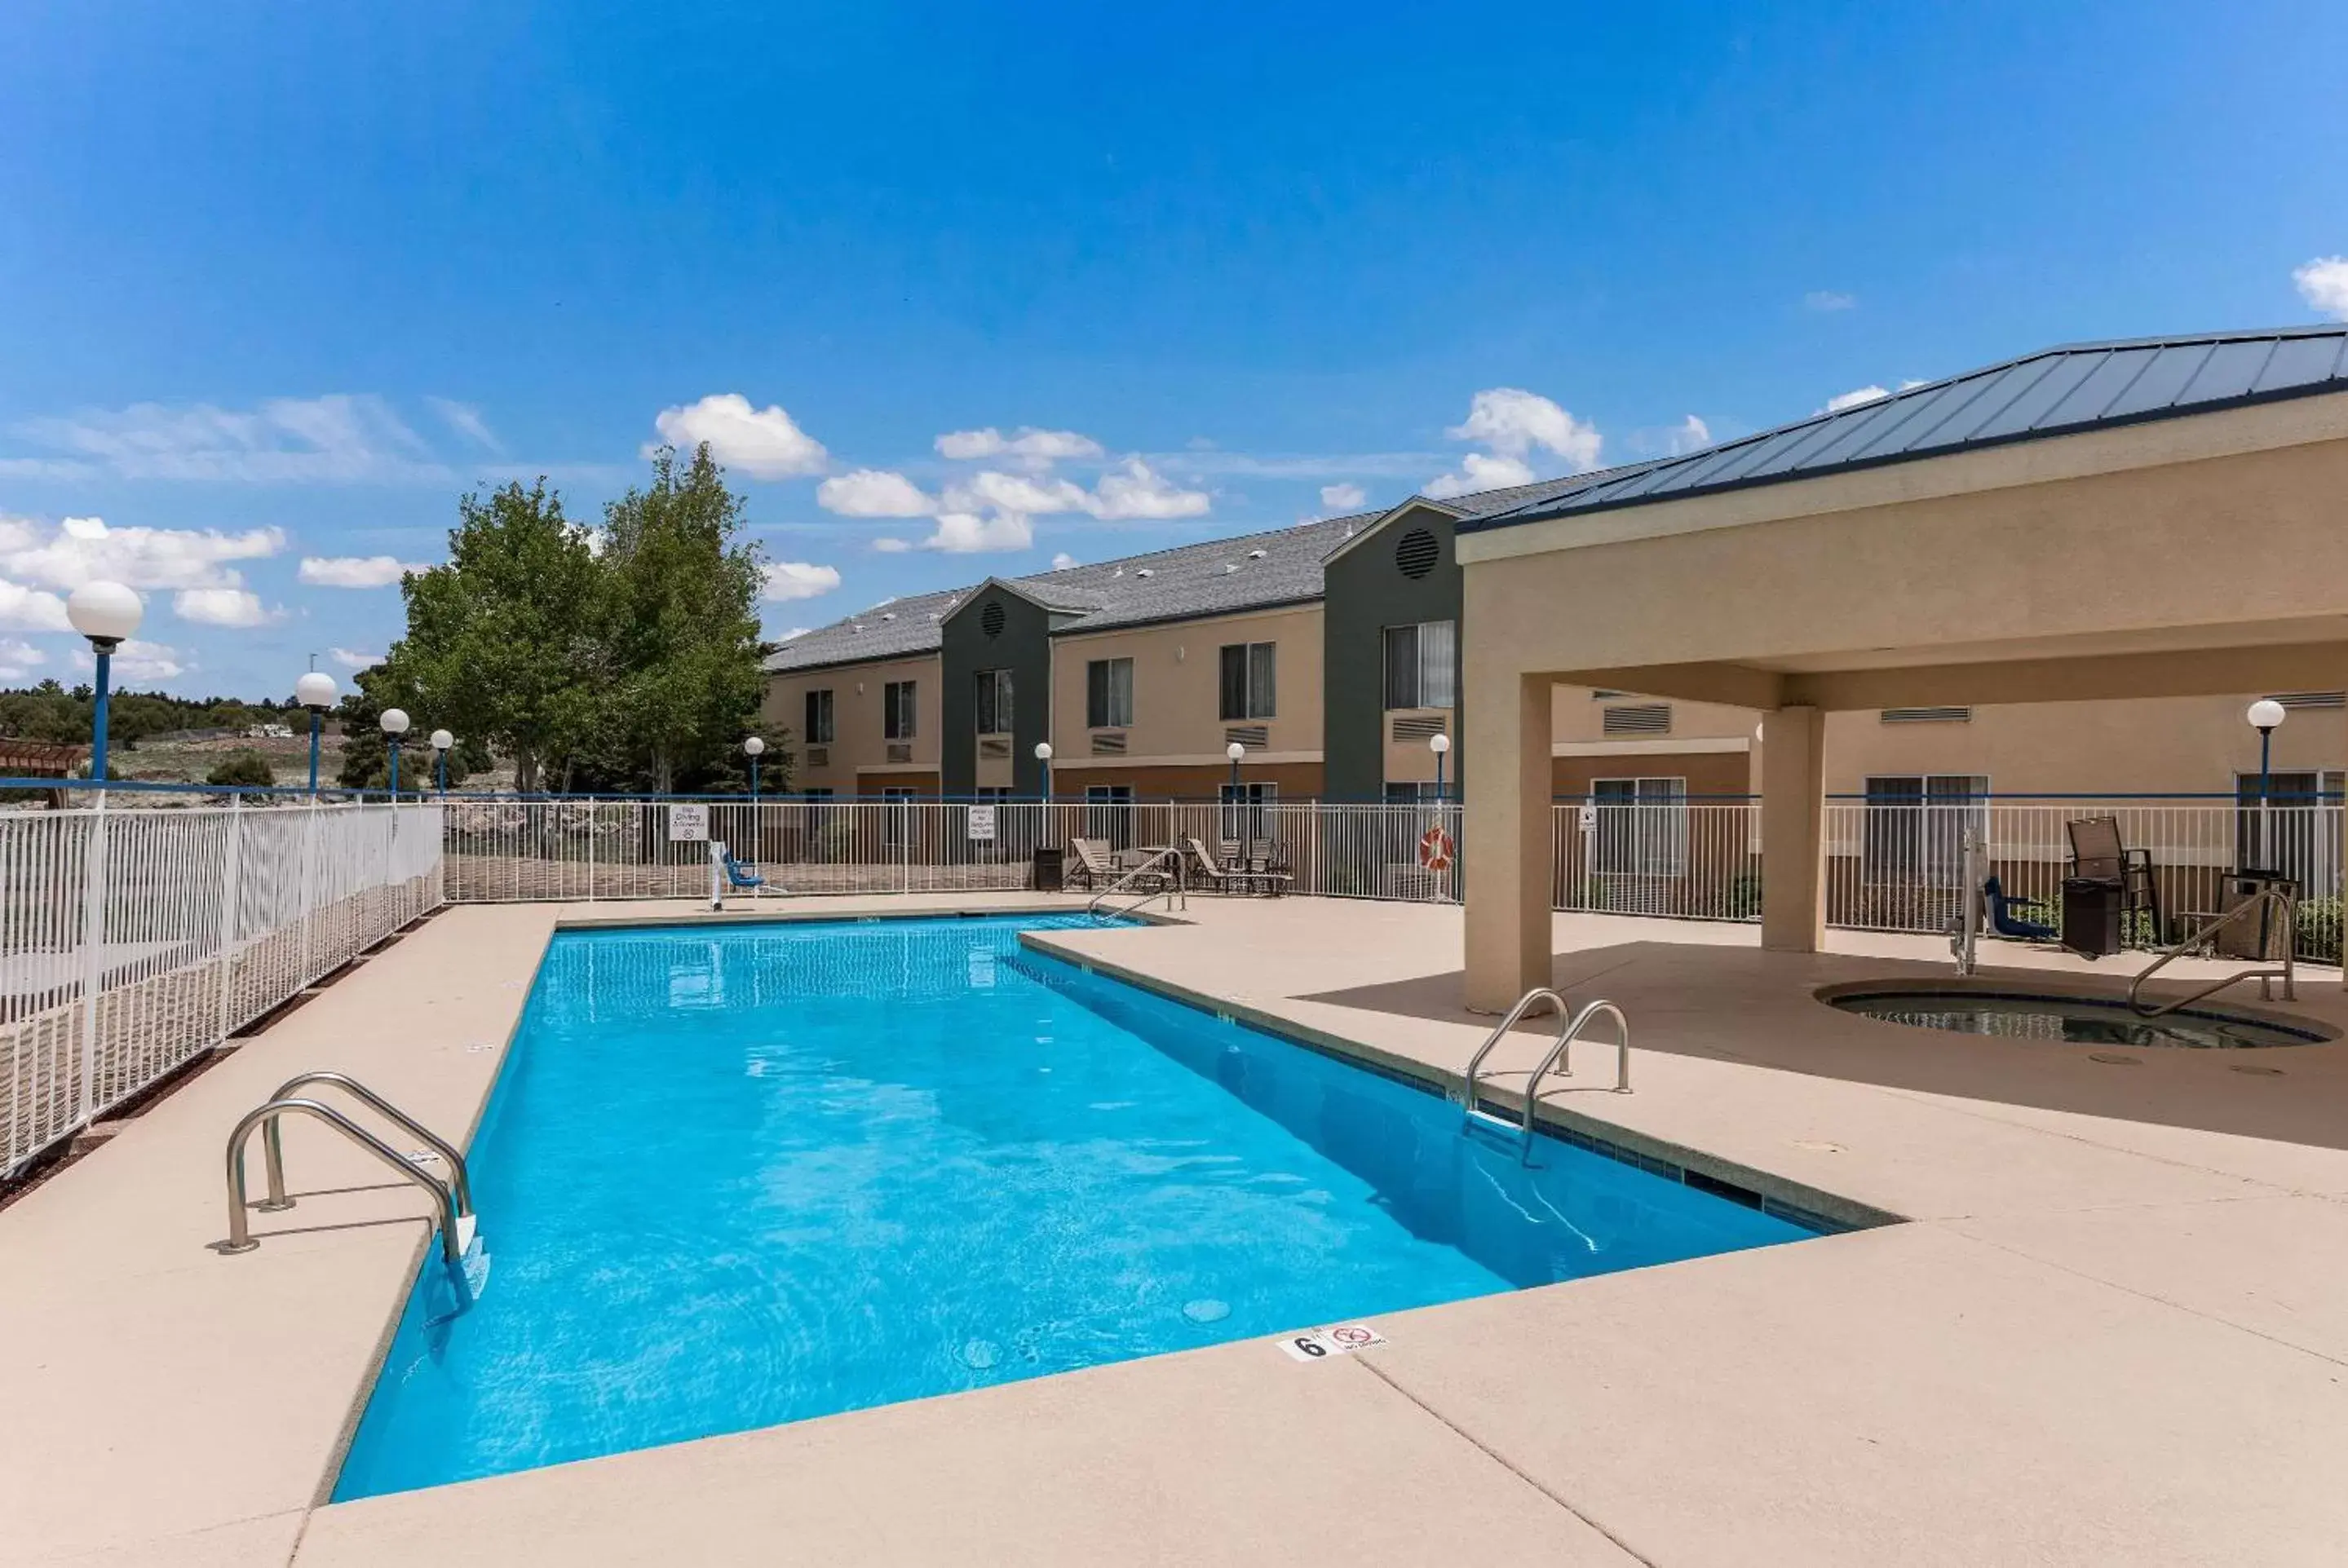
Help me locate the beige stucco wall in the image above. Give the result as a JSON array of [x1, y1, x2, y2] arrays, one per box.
[[1048, 604, 1327, 770], [761, 654, 941, 792]]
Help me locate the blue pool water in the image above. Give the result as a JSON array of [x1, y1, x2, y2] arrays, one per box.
[[334, 914, 1815, 1498]]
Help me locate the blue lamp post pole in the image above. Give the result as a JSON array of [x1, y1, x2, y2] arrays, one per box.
[[380, 709, 410, 798], [2249, 699, 2286, 870], [1034, 740, 1053, 803], [1430, 731, 1450, 804], [431, 730, 453, 796], [67, 582, 143, 789], [294, 672, 338, 797], [745, 735, 765, 799]]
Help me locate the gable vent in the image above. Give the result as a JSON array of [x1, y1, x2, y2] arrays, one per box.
[[1395, 528, 1439, 580], [1880, 706, 1973, 724], [979, 601, 1006, 638], [1601, 703, 1671, 737], [1391, 713, 1448, 741], [1090, 731, 1129, 756], [2272, 691, 2347, 710]]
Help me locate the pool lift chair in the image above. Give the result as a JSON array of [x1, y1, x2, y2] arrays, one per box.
[[710, 840, 784, 907], [217, 1071, 477, 1267], [1458, 987, 1631, 1164]]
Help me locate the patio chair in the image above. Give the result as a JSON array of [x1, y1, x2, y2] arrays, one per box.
[[1982, 875, 2057, 941], [1181, 834, 1293, 896], [1067, 837, 1118, 891], [2065, 815, 2162, 943]]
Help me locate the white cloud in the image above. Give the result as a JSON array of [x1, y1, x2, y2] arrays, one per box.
[[72, 638, 184, 682], [11, 394, 444, 484], [1086, 457, 1209, 520], [1320, 482, 1368, 512], [935, 427, 1103, 468], [1823, 385, 1890, 413], [172, 587, 276, 627], [816, 469, 938, 518], [425, 397, 502, 453], [1050, 551, 1078, 570], [2295, 257, 2348, 320], [922, 511, 1034, 553], [870, 537, 913, 553], [759, 561, 843, 601], [1667, 415, 1712, 455], [0, 579, 69, 631], [0, 638, 43, 680], [1804, 290, 1857, 312], [648, 394, 828, 479], [328, 647, 381, 670], [298, 554, 423, 588], [943, 470, 1092, 517], [0, 512, 284, 591], [1426, 388, 1602, 498]]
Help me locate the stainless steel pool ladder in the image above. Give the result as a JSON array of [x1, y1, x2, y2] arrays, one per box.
[[2128, 886, 2297, 1019], [1459, 987, 1631, 1164], [217, 1072, 475, 1264], [1086, 846, 1187, 918]]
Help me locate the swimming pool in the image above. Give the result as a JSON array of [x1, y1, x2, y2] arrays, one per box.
[[334, 913, 1817, 1498]]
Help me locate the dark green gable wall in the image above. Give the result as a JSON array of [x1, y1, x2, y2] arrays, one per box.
[[940, 586, 1054, 797], [1322, 506, 1466, 803]]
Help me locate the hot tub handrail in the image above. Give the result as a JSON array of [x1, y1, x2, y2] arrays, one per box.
[[259, 1071, 473, 1219], [219, 1098, 465, 1263], [2128, 886, 2297, 1018]]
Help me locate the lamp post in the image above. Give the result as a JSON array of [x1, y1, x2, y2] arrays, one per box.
[[2248, 698, 2287, 871], [430, 730, 453, 795], [1034, 740, 1053, 803], [67, 581, 142, 789], [294, 671, 338, 797], [1430, 731, 1451, 804], [380, 708, 410, 797], [744, 735, 765, 799], [1226, 739, 1245, 846]]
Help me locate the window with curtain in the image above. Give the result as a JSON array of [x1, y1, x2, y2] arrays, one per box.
[[882, 680, 918, 740], [803, 688, 834, 744], [1086, 658, 1134, 728], [1218, 643, 1276, 721], [975, 669, 1014, 735], [1382, 620, 1457, 709]]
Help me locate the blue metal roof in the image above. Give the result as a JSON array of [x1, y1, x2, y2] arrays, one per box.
[[1461, 326, 2348, 536]]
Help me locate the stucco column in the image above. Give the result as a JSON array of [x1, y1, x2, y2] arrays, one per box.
[[1463, 670, 1552, 1011], [1760, 703, 1825, 952]]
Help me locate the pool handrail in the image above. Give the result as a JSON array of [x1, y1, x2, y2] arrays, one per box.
[[1461, 988, 1633, 1163], [258, 1071, 474, 1219], [1086, 846, 1187, 918], [218, 1097, 467, 1264], [2129, 885, 2297, 1018]]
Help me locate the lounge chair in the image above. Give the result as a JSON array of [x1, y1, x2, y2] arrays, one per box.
[[1067, 837, 1119, 891], [1180, 834, 1292, 896], [1983, 875, 2057, 941]]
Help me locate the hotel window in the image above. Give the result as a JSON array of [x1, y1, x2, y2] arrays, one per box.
[[803, 688, 834, 745], [2234, 770, 2345, 885], [975, 669, 1015, 735], [1085, 783, 1136, 848], [882, 680, 918, 740], [1219, 781, 1277, 845], [1861, 775, 1988, 883], [1218, 643, 1276, 722], [1382, 620, 1457, 709], [1086, 657, 1134, 728], [1590, 777, 1688, 877], [880, 784, 918, 849]]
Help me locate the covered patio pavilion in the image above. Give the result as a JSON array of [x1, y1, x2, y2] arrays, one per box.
[[1454, 326, 2348, 1011]]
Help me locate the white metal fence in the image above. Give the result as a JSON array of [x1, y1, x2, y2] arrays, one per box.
[[2, 798, 443, 1176]]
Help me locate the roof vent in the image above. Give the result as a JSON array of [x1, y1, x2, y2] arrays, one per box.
[[979, 601, 1006, 638], [880, 612, 896, 621], [850, 623, 864, 634], [1395, 528, 1439, 580], [1223, 563, 1239, 574], [1136, 568, 1154, 578], [1247, 548, 1267, 559]]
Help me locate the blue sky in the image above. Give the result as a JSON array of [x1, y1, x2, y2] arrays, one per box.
[[2, 0, 2344, 699]]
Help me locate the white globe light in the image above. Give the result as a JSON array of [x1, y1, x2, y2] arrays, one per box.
[[1033, 741, 1053, 761], [379, 708, 411, 736], [430, 729, 453, 753], [66, 581, 143, 644], [744, 735, 766, 757], [1429, 732, 1451, 755], [2248, 699, 2288, 732], [1226, 740, 1246, 762], [294, 671, 338, 710]]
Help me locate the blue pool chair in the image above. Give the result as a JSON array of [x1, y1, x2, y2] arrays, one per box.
[[722, 853, 782, 898], [1983, 875, 2056, 941]]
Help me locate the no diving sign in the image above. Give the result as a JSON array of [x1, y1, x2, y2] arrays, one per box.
[[1277, 1322, 1387, 1362]]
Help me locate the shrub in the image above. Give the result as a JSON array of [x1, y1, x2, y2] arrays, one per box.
[[206, 750, 276, 788], [2297, 897, 2341, 965]]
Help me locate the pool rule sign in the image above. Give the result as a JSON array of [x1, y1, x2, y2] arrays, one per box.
[[668, 802, 710, 841], [1278, 1322, 1387, 1362]]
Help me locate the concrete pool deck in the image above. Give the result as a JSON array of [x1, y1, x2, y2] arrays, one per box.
[[7, 894, 2348, 1565]]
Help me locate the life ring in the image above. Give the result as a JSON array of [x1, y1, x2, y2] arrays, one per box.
[[1417, 824, 1454, 872]]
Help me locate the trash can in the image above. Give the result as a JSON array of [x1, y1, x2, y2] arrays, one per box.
[[1033, 846, 1064, 893], [2061, 877, 2122, 958], [2213, 871, 2297, 961]]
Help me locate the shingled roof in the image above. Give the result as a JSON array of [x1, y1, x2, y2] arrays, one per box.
[[763, 470, 1602, 674], [1464, 325, 2348, 536]]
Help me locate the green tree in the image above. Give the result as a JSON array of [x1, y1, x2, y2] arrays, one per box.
[[387, 479, 604, 792], [595, 444, 770, 793], [206, 750, 276, 788]]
